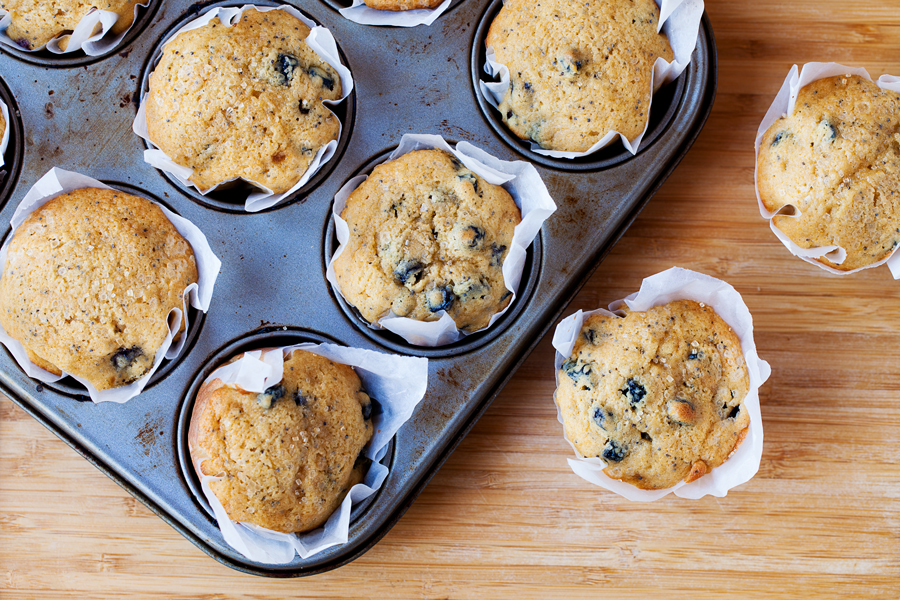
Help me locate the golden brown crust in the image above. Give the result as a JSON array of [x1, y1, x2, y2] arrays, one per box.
[[189, 350, 374, 533], [757, 75, 900, 270], [145, 8, 342, 194], [0, 187, 197, 390], [363, 0, 443, 10], [3, 0, 141, 50]]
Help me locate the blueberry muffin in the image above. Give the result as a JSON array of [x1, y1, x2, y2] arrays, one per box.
[[144, 8, 342, 194], [555, 300, 750, 490], [757, 75, 900, 270], [0, 188, 198, 390], [333, 149, 521, 333], [188, 349, 374, 533], [362, 0, 443, 10], [485, 0, 673, 152], [2, 0, 141, 51]]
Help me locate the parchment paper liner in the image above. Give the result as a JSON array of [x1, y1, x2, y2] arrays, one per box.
[[0, 0, 150, 55], [0, 98, 9, 169], [478, 0, 704, 158], [754, 62, 900, 277], [338, 0, 451, 27], [551, 267, 771, 501], [325, 133, 557, 347], [189, 343, 428, 563], [0, 168, 221, 404], [132, 4, 354, 213]]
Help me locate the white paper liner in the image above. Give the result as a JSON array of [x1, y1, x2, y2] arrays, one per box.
[[754, 63, 900, 277], [338, 0, 451, 27], [325, 133, 557, 346], [0, 0, 150, 55], [0, 168, 221, 403], [551, 267, 771, 501], [132, 4, 354, 212], [0, 98, 9, 169], [191, 343, 428, 563], [478, 0, 704, 158]]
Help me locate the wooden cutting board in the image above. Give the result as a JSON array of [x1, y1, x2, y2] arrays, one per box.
[[2, 0, 900, 597]]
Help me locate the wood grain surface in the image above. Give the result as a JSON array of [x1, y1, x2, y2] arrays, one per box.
[[3, 0, 900, 597]]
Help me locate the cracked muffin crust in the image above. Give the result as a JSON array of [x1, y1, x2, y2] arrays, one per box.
[[333, 149, 521, 333], [0, 187, 198, 390], [757, 75, 900, 271], [555, 300, 750, 490], [188, 349, 374, 533], [485, 0, 673, 152], [363, 0, 443, 11], [145, 8, 342, 194], [2, 0, 141, 51]]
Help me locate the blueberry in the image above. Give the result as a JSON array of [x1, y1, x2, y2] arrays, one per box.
[[583, 329, 597, 344], [294, 391, 309, 406], [457, 172, 479, 193], [111, 346, 143, 372], [462, 225, 485, 249], [820, 118, 838, 141], [394, 259, 424, 285], [523, 82, 533, 91], [308, 65, 335, 91], [727, 404, 740, 419], [274, 53, 299, 85], [620, 378, 646, 406], [361, 400, 372, 420], [771, 131, 790, 146], [425, 286, 455, 312], [591, 407, 611, 429], [299, 99, 311, 115], [506, 110, 514, 120], [15, 38, 30, 50], [490, 243, 507, 267], [687, 350, 701, 360], [562, 358, 591, 382], [257, 384, 285, 409], [602, 440, 627, 463]]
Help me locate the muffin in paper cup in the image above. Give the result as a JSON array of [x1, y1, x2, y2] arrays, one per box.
[[755, 62, 900, 277], [0, 168, 221, 403], [132, 4, 354, 212], [0, 0, 150, 55], [551, 267, 770, 501], [326, 133, 557, 347], [0, 97, 9, 169], [479, 0, 704, 158], [338, 0, 451, 27], [187, 343, 428, 563]]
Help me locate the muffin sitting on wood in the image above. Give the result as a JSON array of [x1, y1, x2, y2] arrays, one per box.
[[555, 300, 750, 490], [757, 75, 900, 271]]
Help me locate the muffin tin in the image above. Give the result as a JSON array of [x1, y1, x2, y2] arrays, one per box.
[[0, 0, 716, 576]]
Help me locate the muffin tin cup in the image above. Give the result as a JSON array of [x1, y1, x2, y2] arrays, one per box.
[[337, 0, 452, 27], [326, 133, 557, 347], [0, 167, 221, 403], [754, 62, 900, 277], [0, 0, 151, 55], [186, 342, 427, 563], [478, 0, 705, 158], [551, 267, 771, 501], [132, 3, 354, 212]]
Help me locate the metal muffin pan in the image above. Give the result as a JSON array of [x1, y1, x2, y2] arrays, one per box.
[[0, 0, 716, 576]]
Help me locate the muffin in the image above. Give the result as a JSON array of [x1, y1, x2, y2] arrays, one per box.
[[362, 0, 443, 10], [144, 8, 342, 194], [485, 0, 673, 152], [188, 349, 374, 533], [555, 300, 750, 490], [757, 75, 900, 271], [2, 0, 141, 51], [333, 148, 522, 333], [0, 187, 198, 390]]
